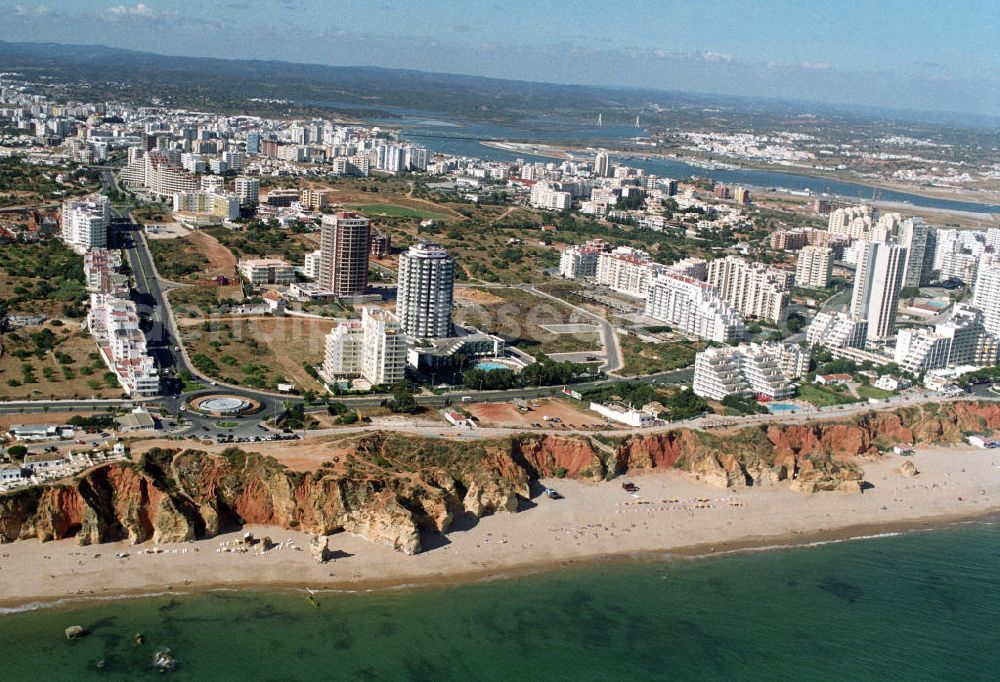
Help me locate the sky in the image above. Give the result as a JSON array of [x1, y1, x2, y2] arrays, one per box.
[[2, 0, 999, 116]]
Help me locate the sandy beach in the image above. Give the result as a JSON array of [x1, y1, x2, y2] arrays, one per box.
[[1, 445, 998, 610]]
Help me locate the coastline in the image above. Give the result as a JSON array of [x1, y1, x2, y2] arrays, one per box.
[[1, 506, 996, 614], [1, 444, 998, 612]]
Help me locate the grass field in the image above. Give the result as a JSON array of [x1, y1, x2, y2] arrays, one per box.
[[618, 335, 701, 376], [857, 385, 896, 401], [454, 286, 602, 358], [798, 382, 860, 407], [0, 325, 122, 400], [178, 316, 335, 392]]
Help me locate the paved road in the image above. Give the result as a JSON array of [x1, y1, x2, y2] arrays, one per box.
[[821, 287, 852, 314], [523, 284, 625, 374]]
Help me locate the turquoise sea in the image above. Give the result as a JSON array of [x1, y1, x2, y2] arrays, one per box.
[[1, 519, 998, 680]]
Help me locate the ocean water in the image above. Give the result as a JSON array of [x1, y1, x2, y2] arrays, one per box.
[[1, 520, 998, 680]]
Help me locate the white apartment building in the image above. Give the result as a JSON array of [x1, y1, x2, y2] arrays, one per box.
[[806, 311, 868, 350], [894, 305, 998, 373], [850, 241, 907, 345], [932, 229, 985, 277], [199, 174, 225, 194], [596, 247, 663, 298], [61, 194, 109, 254], [222, 151, 246, 171], [941, 251, 979, 284], [83, 248, 127, 296], [794, 245, 833, 289], [362, 307, 408, 386], [644, 273, 746, 342], [172, 190, 240, 224], [692, 343, 799, 401], [234, 176, 260, 206], [986, 227, 1000, 252], [559, 239, 610, 279], [238, 258, 294, 285], [529, 181, 572, 211], [142, 153, 198, 198], [181, 152, 205, 173], [594, 150, 610, 177], [321, 321, 363, 378], [303, 249, 322, 279], [666, 257, 708, 281], [87, 293, 159, 397], [972, 257, 1000, 337], [828, 205, 874, 239], [396, 241, 456, 338], [706, 256, 792, 324], [321, 307, 408, 387]]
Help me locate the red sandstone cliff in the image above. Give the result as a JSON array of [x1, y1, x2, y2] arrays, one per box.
[[1, 401, 996, 552]]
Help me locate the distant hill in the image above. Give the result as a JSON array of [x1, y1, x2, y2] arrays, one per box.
[[0, 40, 686, 123], [1, 40, 997, 131]]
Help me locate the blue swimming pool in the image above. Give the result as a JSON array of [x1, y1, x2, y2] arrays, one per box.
[[768, 403, 800, 412], [476, 362, 509, 371]]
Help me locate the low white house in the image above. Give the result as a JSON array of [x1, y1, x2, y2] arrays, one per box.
[[8, 424, 73, 441], [23, 453, 68, 470], [0, 464, 25, 483], [814, 373, 852, 385], [875, 375, 911, 392], [589, 401, 657, 427], [443, 411, 473, 427]]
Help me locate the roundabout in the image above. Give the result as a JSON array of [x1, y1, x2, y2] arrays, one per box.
[[190, 394, 262, 417]]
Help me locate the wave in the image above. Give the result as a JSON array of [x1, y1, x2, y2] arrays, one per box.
[[0, 589, 188, 616]]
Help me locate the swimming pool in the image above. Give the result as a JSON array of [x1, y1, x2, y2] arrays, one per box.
[[476, 362, 509, 371], [768, 403, 800, 412]]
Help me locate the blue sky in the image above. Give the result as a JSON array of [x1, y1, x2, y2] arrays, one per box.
[[3, 1, 999, 115]]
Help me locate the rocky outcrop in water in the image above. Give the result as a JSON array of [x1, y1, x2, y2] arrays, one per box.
[[1, 401, 996, 553]]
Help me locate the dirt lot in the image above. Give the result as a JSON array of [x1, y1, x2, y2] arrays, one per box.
[[454, 286, 503, 306], [467, 398, 603, 430], [144, 222, 190, 240], [148, 230, 242, 302], [0, 325, 123, 400], [130, 433, 362, 473], [0, 411, 103, 433], [178, 316, 335, 392], [186, 230, 237, 275]]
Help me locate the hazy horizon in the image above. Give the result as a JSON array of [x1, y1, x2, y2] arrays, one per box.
[[2, 1, 999, 117]]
